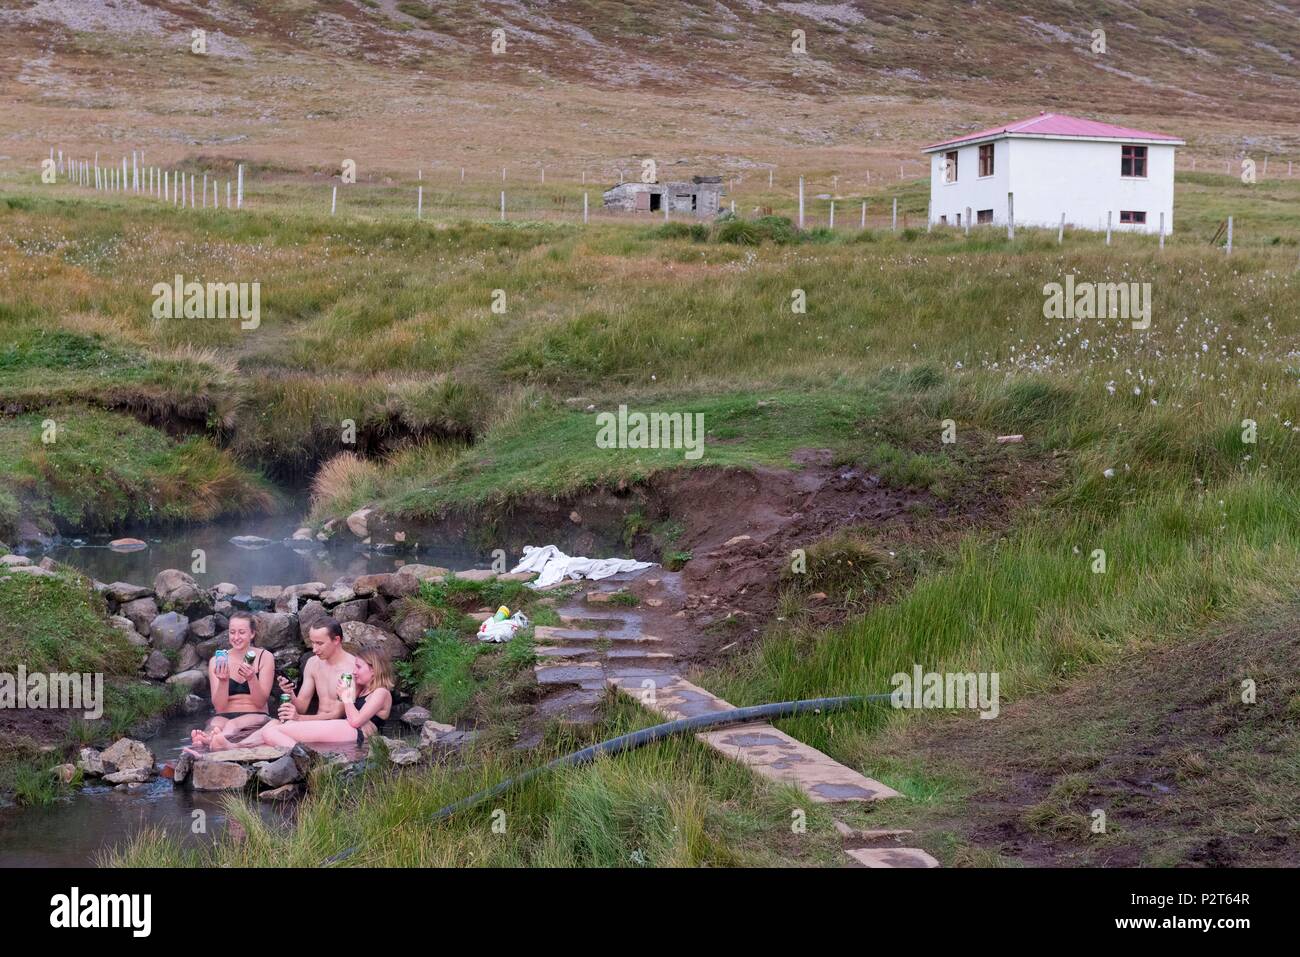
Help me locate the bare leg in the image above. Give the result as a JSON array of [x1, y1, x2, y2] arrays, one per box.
[[269, 719, 365, 747], [217, 713, 271, 744]]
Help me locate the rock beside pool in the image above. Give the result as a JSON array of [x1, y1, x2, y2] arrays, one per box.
[[144, 650, 172, 679], [375, 736, 422, 765], [166, 668, 207, 693], [346, 507, 373, 539], [109, 538, 148, 552], [258, 783, 300, 801], [340, 620, 409, 661], [400, 705, 431, 727], [191, 759, 250, 791], [148, 611, 190, 651], [419, 720, 458, 747], [0, 553, 32, 567], [105, 581, 152, 602], [154, 569, 211, 617], [104, 768, 152, 785], [120, 597, 160, 634], [100, 737, 155, 774], [255, 611, 300, 650], [77, 747, 105, 776]]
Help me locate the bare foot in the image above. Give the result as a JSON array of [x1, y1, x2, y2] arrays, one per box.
[[189, 729, 211, 749], [209, 732, 232, 751]]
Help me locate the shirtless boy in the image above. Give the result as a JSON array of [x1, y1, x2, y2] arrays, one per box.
[[234, 617, 356, 747]]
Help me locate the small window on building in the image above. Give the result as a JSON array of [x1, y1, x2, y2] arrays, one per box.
[[1119, 210, 1146, 224], [979, 144, 994, 177], [939, 215, 948, 225], [944, 150, 958, 183], [649, 192, 661, 212], [976, 208, 993, 224], [956, 212, 962, 226], [1121, 145, 1147, 178]]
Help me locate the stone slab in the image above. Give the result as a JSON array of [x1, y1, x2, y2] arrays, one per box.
[[844, 847, 940, 868]]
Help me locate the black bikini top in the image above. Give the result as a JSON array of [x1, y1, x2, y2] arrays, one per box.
[[226, 649, 266, 696]]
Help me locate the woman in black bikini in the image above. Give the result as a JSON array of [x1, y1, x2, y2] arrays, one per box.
[[189, 611, 274, 752], [259, 646, 394, 751]]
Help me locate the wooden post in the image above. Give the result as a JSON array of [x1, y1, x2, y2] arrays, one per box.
[[1007, 192, 1015, 239], [1263, 156, 1268, 177], [461, 167, 464, 182], [132, 151, 138, 191], [583, 191, 588, 224], [500, 190, 505, 221], [892, 197, 897, 231], [1159, 212, 1165, 250], [202, 173, 208, 208], [227, 181, 231, 208], [829, 200, 835, 229], [331, 185, 337, 215], [163, 170, 168, 201], [121, 157, 127, 192], [1106, 210, 1112, 245], [664, 191, 669, 222], [541, 166, 545, 184], [860, 201, 866, 229], [1226, 215, 1233, 254], [180, 170, 185, 206], [417, 185, 423, 219], [798, 176, 804, 229], [768, 168, 773, 188], [190, 175, 195, 208], [237, 164, 243, 209], [1058, 212, 1064, 244]]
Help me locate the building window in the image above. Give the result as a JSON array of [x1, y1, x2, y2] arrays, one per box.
[[1121, 145, 1147, 178], [1119, 210, 1147, 224], [939, 215, 948, 225], [979, 144, 994, 177], [944, 150, 958, 183], [976, 208, 993, 224]]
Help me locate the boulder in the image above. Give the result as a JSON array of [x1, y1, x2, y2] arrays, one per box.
[[376, 735, 422, 765], [251, 585, 283, 602], [182, 693, 206, 714], [212, 582, 239, 599], [143, 650, 172, 679], [419, 720, 458, 747], [257, 752, 303, 788], [154, 569, 210, 616], [196, 633, 229, 659], [283, 581, 326, 602], [453, 569, 496, 583], [394, 563, 449, 582], [333, 599, 368, 624], [77, 747, 105, 776], [230, 535, 274, 548], [425, 728, 479, 753], [378, 572, 420, 599], [105, 581, 151, 602], [297, 600, 328, 639], [0, 554, 32, 567], [104, 768, 151, 785], [8, 565, 56, 577], [255, 611, 300, 650], [190, 615, 221, 640], [166, 669, 207, 694], [320, 585, 356, 606], [351, 573, 389, 597], [100, 738, 155, 774], [291, 527, 314, 541], [273, 646, 306, 674], [38, 556, 57, 571], [340, 620, 409, 661], [147, 611, 189, 651], [175, 644, 201, 673], [392, 601, 440, 646], [258, 784, 300, 802], [173, 750, 193, 785], [191, 759, 250, 791], [205, 746, 287, 763], [400, 705, 431, 728], [346, 507, 373, 539]]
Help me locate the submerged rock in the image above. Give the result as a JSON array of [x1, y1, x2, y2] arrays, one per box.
[[108, 538, 148, 552], [100, 738, 155, 774], [230, 535, 274, 548]]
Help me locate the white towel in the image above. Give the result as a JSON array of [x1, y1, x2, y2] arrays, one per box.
[[511, 544, 655, 589]]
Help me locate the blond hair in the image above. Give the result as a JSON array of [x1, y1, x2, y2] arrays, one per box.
[[354, 646, 395, 692]]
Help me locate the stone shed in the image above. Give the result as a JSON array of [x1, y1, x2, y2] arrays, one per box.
[[602, 176, 724, 217]]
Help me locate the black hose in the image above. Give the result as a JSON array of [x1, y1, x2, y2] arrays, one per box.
[[322, 692, 892, 865]]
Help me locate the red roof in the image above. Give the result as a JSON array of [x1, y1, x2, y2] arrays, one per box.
[[923, 113, 1183, 151]]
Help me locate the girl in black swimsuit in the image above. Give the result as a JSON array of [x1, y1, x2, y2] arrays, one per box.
[[189, 612, 274, 753]]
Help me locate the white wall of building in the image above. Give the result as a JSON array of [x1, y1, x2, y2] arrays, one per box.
[[928, 138, 1177, 234]]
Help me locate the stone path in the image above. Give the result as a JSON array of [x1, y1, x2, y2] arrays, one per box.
[[534, 576, 939, 868]]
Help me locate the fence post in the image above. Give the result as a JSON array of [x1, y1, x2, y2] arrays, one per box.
[[501, 190, 506, 221], [237, 164, 243, 209], [132, 151, 137, 191], [417, 185, 422, 219], [829, 200, 835, 229], [331, 185, 337, 215], [227, 181, 231, 208], [203, 173, 208, 208], [190, 175, 195, 208], [768, 168, 773, 188], [892, 197, 897, 231], [926, 202, 931, 233], [1159, 211, 1165, 250], [583, 192, 588, 224], [798, 176, 804, 229], [1226, 215, 1233, 254], [1058, 212, 1064, 244], [1106, 210, 1112, 245], [860, 201, 866, 229], [1007, 192, 1014, 239], [965, 207, 971, 236]]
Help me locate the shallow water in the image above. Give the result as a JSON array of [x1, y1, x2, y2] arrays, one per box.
[[0, 713, 286, 867], [43, 513, 484, 591]]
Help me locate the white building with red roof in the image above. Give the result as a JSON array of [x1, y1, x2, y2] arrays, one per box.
[[922, 112, 1184, 235]]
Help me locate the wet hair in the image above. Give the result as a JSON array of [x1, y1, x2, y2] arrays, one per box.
[[354, 647, 395, 692], [308, 617, 344, 642], [228, 612, 258, 634]]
